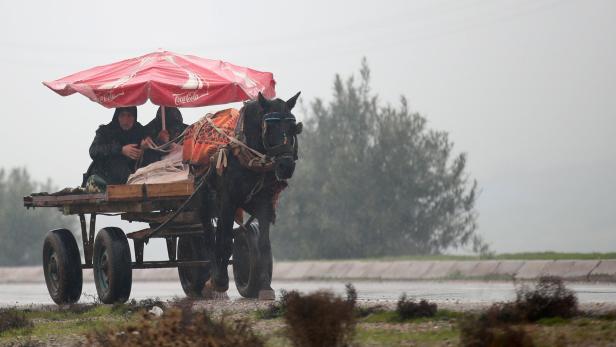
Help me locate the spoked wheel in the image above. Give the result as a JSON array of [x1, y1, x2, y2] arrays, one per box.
[[177, 234, 210, 298], [233, 223, 271, 298], [42, 229, 83, 304], [93, 227, 132, 304]]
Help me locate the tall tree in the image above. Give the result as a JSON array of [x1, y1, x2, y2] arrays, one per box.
[[272, 60, 482, 259], [0, 168, 77, 265]]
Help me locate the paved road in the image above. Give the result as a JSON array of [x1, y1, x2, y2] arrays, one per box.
[[2, 280, 616, 307]]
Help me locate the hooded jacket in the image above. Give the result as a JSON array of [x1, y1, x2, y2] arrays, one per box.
[[83, 107, 145, 186], [143, 106, 188, 142], [140, 106, 188, 167]]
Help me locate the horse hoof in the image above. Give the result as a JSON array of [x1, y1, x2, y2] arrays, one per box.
[[202, 288, 229, 300], [258, 289, 276, 301], [202, 283, 215, 299], [204, 279, 229, 297]]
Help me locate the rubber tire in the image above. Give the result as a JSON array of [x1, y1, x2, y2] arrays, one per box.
[[233, 223, 271, 298], [177, 234, 210, 298], [93, 227, 132, 304], [42, 229, 83, 305]]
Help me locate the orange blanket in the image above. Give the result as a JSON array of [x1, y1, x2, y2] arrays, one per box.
[[183, 108, 240, 168]]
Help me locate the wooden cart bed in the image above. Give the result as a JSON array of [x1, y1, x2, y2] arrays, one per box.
[[23, 180, 195, 215]]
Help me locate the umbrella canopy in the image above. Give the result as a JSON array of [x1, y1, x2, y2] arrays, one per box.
[[43, 51, 276, 108]]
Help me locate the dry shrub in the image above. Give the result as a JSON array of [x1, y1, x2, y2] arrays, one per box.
[[515, 276, 578, 321], [459, 276, 578, 347], [344, 283, 381, 318], [345, 283, 357, 305], [0, 308, 33, 334], [87, 306, 263, 347], [283, 290, 356, 347], [396, 294, 437, 320]]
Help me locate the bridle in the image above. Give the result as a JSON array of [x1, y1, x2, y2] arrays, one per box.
[[261, 111, 302, 161]]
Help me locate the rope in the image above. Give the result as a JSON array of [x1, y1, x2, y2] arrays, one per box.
[[203, 116, 267, 159]]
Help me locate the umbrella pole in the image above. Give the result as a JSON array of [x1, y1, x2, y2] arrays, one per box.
[[161, 106, 166, 131]]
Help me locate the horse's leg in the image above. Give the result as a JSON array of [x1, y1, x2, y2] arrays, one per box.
[[198, 186, 219, 297], [211, 202, 235, 292], [256, 210, 274, 299]]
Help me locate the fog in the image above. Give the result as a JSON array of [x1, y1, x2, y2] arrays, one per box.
[[1, 0, 614, 253]]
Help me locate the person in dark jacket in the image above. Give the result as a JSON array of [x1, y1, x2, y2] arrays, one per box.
[[83, 106, 145, 191], [140, 106, 188, 167]]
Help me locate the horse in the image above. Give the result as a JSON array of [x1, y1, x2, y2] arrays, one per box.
[[198, 91, 302, 299]]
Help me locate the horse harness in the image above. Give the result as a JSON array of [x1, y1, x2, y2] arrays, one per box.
[[205, 107, 299, 176], [203, 107, 298, 204]]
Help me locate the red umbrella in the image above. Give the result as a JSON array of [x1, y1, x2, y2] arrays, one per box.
[[43, 50, 276, 108]]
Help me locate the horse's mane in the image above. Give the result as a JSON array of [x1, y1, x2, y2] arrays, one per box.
[[240, 100, 266, 153]]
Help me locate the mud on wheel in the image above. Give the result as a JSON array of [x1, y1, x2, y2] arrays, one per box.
[[177, 234, 210, 298], [42, 229, 83, 304], [93, 227, 132, 304], [232, 223, 272, 298]]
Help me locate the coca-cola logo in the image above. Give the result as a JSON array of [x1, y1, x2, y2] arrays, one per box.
[[173, 91, 207, 105], [98, 91, 125, 103]]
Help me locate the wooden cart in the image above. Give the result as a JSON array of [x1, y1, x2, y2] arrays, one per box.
[[23, 180, 260, 305]]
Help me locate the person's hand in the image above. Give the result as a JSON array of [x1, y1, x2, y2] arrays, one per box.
[[140, 137, 156, 149], [121, 144, 142, 160], [157, 130, 170, 143]]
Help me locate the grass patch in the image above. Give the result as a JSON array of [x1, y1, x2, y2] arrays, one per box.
[[490, 252, 616, 260], [537, 317, 569, 326], [23, 305, 115, 321], [362, 308, 461, 323], [0, 316, 121, 340], [312, 251, 616, 262], [20, 298, 164, 322], [356, 326, 458, 345], [0, 303, 150, 344], [0, 308, 33, 336]]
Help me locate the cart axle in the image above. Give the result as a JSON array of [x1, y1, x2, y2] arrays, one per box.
[[81, 260, 231, 269]]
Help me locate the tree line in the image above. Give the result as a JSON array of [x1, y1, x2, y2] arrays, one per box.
[[0, 168, 76, 266], [272, 60, 485, 259]]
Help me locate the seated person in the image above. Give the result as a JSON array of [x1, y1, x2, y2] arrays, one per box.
[[140, 106, 188, 167], [82, 106, 145, 191]]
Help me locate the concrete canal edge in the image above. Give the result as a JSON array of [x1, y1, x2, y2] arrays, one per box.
[[1, 260, 615, 283]]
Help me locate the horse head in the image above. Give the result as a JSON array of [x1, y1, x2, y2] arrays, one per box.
[[242, 91, 302, 180]]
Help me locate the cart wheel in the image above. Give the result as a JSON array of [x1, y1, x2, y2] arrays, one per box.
[[42, 229, 83, 305], [233, 223, 271, 298], [177, 234, 210, 298], [93, 227, 132, 304]]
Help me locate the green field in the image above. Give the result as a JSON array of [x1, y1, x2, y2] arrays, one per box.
[[347, 252, 616, 262]]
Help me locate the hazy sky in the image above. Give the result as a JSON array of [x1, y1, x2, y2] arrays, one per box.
[[1, 0, 614, 254]]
